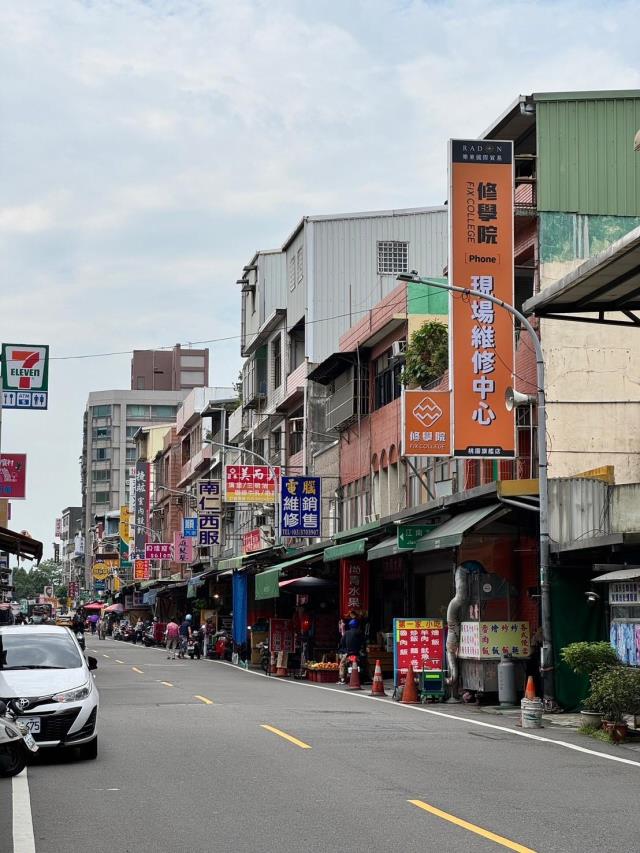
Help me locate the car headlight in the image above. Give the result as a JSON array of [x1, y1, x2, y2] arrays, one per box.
[[51, 681, 92, 703]]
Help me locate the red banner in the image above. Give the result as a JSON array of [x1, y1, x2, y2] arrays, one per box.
[[242, 528, 266, 554], [340, 558, 369, 617]]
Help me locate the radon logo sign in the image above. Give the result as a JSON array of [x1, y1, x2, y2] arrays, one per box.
[[1, 343, 49, 410]]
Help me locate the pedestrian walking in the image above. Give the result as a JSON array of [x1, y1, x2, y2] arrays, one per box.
[[339, 618, 364, 683], [165, 618, 180, 659], [178, 614, 192, 659]]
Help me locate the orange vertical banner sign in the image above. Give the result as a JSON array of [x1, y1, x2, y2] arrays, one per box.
[[449, 139, 515, 458]]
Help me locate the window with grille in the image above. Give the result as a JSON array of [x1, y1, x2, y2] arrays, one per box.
[[297, 247, 303, 282], [289, 257, 296, 291], [374, 350, 402, 409], [272, 336, 282, 389], [377, 241, 408, 275]]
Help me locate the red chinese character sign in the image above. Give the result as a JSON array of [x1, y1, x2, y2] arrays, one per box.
[[449, 139, 515, 458], [340, 558, 369, 617], [393, 618, 445, 684], [133, 559, 151, 580], [0, 453, 27, 500], [269, 618, 294, 653], [144, 543, 173, 560], [225, 465, 280, 503]]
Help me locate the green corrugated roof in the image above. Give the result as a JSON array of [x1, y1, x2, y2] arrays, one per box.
[[413, 505, 502, 554], [324, 538, 368, 562], [367, 536, 403, 561]]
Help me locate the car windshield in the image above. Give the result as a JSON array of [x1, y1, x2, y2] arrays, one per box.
[[0, 633, 84, 670]]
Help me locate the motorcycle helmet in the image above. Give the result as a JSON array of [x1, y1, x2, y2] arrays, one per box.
[[348, 618, 359, 629], [185, 614, 192, 621]]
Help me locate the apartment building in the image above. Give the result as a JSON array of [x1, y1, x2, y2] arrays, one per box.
[[131, 344, 209, 391], [81, 389, 189, 581], [236, 207, 448, 545], [60, 506, 83, 586]]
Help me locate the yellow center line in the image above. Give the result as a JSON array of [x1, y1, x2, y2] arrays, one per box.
[[194, 694, 214, 705], [260, 724, 312, 750], [408, 800, 536, 853], [115, 660, 125, 664], [160, 681, 174, 687], [132, 667, 144, 674], [102, 654, 110, 658]]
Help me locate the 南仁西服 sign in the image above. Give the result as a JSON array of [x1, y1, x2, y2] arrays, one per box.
[[280, 476, 321, 537], [1, 344, 49, 410], [449, 139, 515, 458], [197, 479, 221, 547]]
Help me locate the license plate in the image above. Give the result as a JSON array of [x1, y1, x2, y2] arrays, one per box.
[[23, 732, 38, 753], [23, 717, 40, 734]]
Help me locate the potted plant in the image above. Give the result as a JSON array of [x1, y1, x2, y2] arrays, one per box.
[[586, 666, 640, 742], [560, 642, 620, 726]]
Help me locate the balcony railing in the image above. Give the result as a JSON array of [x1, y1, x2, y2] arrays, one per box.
[[514, 155, 536, 211]]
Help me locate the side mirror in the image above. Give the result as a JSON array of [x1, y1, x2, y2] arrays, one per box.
[[87, 656, 98, 671]]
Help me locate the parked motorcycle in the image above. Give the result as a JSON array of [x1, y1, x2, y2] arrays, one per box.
[[258, 639, 270, 673], [75, 630, 86, 651], [187, 635, 202, 660], [0, 700, 39, 778], [213, 630, 233, 661]]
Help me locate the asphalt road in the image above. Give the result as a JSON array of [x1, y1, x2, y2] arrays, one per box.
[[3, 637, 640, 853]]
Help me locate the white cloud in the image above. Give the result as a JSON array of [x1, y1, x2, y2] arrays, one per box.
[[1, 0, 638, 552]]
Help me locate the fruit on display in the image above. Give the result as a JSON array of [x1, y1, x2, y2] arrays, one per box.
[[306, 662, 339, 671]]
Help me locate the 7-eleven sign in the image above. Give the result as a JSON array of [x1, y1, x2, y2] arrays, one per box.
[[1, 344, 49, 410]]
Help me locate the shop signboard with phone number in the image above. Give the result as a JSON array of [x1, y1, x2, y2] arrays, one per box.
[[392, 618, 445, 684]]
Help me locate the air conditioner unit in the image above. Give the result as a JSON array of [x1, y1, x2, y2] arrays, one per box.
[[391, 340, 407, 358]]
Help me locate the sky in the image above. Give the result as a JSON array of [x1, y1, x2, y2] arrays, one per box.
[[1, 0, 639, 557]]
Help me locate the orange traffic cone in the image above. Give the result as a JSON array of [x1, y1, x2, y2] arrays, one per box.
[[401, 664, 419, 704], [347, 655, 362, 690], [525, 676, 536, 700], [370, 659, 387, 696]]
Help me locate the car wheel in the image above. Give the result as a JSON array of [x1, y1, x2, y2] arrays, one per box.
[[78, 737, 98, 760]]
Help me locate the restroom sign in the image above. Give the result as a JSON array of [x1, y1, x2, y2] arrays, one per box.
[[1, 344, 49, 410]]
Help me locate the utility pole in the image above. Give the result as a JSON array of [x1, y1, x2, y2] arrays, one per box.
[[398, 272, 555, 708]]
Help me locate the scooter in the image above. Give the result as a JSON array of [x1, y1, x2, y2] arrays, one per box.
[[75, 630, 86, 651], [258, 639, 270, 673], [187, 634, 202, 660], [0, 700, 39, 777], [213, 630, 233, 661]]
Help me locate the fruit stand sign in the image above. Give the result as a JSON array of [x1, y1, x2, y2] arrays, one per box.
[[392, 618, 445, 684], [1, 344, 49, 409], [268, 618, 294, 654]]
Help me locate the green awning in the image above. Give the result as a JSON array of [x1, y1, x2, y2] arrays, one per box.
[[324, 538, 368, 562], [218, 555, 246, 572], [255, 553, 322, 600], [367, 536, 404, 561], [255, 567, 281, 600], [413, 504, 504, 554]]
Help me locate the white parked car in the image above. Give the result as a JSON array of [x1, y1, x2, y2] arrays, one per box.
[[0, 625, 99, 759]]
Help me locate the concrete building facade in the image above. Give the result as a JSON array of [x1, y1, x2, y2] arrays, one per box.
[[131, 344, 209, 392]]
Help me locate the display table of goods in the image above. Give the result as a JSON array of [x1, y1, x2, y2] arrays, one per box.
[[305, 662, 339, 682]]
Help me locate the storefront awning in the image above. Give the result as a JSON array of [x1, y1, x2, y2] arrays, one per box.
[[323, 538, 368, 562], [0, 526, 43, 563], [413, 504, 505, 554], [255, 553, 322, 600], [522, 224, 640, 326], [592, 568, 640, 582], [367, 536, 406, 561]]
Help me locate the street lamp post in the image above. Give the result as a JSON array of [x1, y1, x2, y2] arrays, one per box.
[[398, 272, 555, 707], [204, 439, 281, 547]]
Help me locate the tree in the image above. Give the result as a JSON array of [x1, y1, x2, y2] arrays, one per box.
[[401, 320, 448, 388], [12, 559, 64, 601]]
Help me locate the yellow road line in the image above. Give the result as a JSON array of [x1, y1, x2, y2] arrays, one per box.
[[408, 801, 536, 853], [115, 660, 124, 664], [160, 681, 174, 687], [132, 667, 144, 674], [260, 724, 311, 750], [194, 694, 214, 705], [102, 654, 110, 659]]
